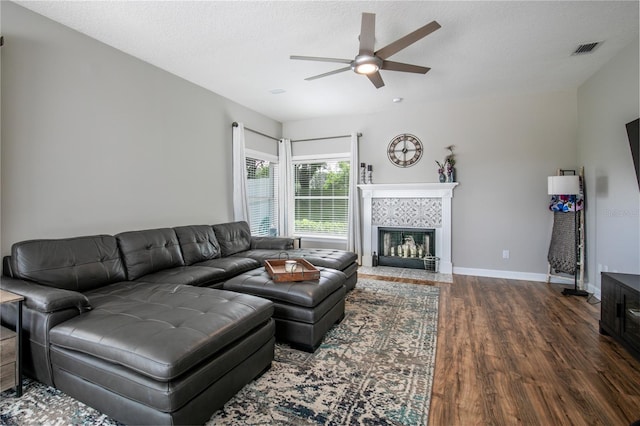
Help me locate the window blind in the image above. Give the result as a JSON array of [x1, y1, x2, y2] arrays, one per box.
[[246, 156, 279, 236], [293, 159, 350, 237]]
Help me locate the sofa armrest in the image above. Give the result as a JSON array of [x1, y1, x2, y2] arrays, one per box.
[[0, 276, 91, 314], [251, 237, 294, 250]]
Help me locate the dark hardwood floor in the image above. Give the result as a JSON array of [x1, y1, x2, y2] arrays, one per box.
[[361, 272, 640, 425]]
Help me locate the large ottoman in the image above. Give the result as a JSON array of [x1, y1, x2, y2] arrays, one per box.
[[223, 267, 346, 352]]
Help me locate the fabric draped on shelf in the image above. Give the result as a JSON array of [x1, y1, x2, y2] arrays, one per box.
[[547, 211, 577, 275]]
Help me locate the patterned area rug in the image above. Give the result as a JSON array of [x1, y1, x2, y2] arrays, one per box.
[[0, 279, 439, 425]]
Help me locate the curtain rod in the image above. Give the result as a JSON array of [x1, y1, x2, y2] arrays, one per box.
[[232, 122, 362, 143], [232, 122, 280, 142], [291, 133, 362, 143]]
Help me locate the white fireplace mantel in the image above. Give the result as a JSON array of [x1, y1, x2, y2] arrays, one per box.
[[358, 183, 458, 273]]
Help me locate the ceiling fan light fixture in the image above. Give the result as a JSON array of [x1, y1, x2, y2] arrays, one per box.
[[352, 54, 382, 75], [354, 63, 379, 74]]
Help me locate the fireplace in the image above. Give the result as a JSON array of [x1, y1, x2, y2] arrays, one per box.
[[378, 227, 436, 270], [358, 183, 458, 273]]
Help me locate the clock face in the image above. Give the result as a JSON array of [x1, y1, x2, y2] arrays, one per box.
[[387, 134, 423, 167]]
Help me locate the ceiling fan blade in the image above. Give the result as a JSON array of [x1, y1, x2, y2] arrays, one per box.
[[305, 66, 352, 81], [367, 71, 385, 88], [375, 20, 441, 60], [290, 55, 352, 65], [382, 60, 431, 74], [359, 12, 376, 55]]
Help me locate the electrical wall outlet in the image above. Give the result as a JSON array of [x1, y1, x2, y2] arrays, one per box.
[[502, 249, 510, 259]]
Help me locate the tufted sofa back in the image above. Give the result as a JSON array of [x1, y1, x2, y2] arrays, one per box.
[[116, 228, 184, 280], [10, 235, 126, 292], [173, 225, 221, 265], [212, 221, 252, 256]]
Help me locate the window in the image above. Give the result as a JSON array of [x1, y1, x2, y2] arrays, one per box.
[[246, 155, 279, 236], [293, 159, 350, 238]]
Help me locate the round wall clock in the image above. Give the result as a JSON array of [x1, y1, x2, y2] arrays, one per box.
[[387, 134, 423, 167]]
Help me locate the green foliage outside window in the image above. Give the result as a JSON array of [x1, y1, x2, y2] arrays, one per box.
[[294, 161, 350, 237]]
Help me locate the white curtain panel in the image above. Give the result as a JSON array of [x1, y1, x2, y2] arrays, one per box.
[[232, 123, 249, 222], [278, 138, 292, 236], [347, 132, 362, 259]]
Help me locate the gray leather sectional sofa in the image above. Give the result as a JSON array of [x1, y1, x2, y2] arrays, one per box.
[[0, 221, 357, 425]]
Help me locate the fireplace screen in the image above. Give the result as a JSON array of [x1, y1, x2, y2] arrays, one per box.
[[378, 227, 436, 270]]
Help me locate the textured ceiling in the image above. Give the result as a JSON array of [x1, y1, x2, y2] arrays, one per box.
[[15, 1, 640, 123]]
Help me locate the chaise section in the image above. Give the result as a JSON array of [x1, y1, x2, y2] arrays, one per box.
[[50, 325, 274, 425], [48, 282, 275, 425]]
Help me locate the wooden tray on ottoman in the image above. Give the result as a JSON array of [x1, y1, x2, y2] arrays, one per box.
[[265, 258, 320, 282]]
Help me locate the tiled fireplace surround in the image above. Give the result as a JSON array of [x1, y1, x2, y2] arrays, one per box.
[[358, 183, 458, 273]]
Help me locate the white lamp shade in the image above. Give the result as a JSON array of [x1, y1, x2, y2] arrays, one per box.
[[548, 175, 580, 195]]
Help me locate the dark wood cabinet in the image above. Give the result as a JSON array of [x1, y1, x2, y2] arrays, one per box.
[[600, 272, 640, 361]]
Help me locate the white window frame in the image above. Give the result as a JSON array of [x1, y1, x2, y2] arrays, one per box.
[[291, 152, 351, 241]]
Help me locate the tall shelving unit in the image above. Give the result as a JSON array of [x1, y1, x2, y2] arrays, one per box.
[[546, 167, 586, 294]]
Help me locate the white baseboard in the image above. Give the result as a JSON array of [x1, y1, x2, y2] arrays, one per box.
[[453, 267, 550, 282], [452, 267, 601, 300]]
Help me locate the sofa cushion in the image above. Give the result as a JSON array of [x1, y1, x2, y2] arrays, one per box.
[[212, 221, 252, 256], [49, 282, 274, 381], [10, 235, 126, 292], [193, 257, 260, 279], [174, 225, 221, 265], [250, 237, 293, 250], [116, 228, 184, 280], [231, 249, 287, 265], [132, 265, 228, 287]]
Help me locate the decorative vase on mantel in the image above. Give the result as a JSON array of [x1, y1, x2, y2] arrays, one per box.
[[439, 173, 446, 183], [447, 167, 456, 183]]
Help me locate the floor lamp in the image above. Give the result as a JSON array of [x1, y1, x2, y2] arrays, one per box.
[[548, 173, 588, 297]]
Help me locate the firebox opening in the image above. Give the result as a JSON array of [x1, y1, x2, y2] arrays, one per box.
[[378, 227, 436, 270]]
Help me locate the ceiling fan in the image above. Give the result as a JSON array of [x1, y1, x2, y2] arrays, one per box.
[[290, 13, 441, 89]]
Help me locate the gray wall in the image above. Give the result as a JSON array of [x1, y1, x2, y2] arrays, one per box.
[[0, 2, 281, 255], [284, 90, 579, 279], [578, 39, 640, 290]]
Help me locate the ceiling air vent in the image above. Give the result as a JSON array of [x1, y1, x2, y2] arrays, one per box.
[[572, 42, 602, 55]]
